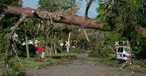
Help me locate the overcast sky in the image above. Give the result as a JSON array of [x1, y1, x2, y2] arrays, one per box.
[[22, 0, 99, 19]]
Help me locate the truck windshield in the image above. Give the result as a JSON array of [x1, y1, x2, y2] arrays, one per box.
[[118, 47, 123, 52]]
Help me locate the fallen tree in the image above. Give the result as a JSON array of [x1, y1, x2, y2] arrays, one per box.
[[0, 4, 146, 38]]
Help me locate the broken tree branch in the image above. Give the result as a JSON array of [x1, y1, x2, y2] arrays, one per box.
[[83, 0, 93, 42], [7, 15, 27, 39], [83, 29, 90, 42], [85, 0, 92, 18]]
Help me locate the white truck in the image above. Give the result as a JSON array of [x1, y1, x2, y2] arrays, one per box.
[[116, 46, 130, 61]]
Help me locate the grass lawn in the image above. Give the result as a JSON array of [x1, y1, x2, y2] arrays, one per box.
[[0, 53, 77, 69], [24, 53, 76, 68]]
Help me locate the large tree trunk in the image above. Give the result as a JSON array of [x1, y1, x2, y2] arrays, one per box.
[[0, 4, 146, 38], [0, 4, 102, 29]]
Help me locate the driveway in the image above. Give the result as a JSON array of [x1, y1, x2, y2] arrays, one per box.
[[26, 53, 146, 76]]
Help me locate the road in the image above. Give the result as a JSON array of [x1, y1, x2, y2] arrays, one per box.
[[26, 53, 146, 76]]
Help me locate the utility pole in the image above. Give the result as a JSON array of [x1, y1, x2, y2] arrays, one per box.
[[25, 30, 30, 58]]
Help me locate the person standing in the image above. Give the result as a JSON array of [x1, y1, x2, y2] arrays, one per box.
[[114, 41, 119, 52], [37, 44, 43, 61]]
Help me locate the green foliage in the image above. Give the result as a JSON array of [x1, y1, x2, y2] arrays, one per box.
[[18, 19, 39, 39], [96, 1, 106, 22], [0, 0, 21, 6], [39, 0, 78, 12], [1, 56, 26, 76], [9, 56, 26, 76], [87, 29, 121, 58], [102, 23, 112, 31], [24, 59, 48, 68], [0, 0, 27, 75], [0, 0, 21, 51], [97, 0, 146, 59], [0, 30, 8, 51], [134, 39, 146, 59], [134, 66, 146, 73]]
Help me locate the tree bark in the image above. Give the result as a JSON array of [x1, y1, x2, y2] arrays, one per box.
[[85, 0, 92, 18], [0, 4, 102, 29], [142, 28, 146, 38], [0, 4, 146, 38]]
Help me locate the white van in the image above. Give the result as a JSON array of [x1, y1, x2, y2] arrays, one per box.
[[116, 46, 130, 61]]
